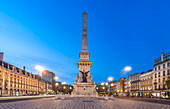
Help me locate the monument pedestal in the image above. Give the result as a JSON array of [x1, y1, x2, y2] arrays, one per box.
[[72, 82, 97, 97]]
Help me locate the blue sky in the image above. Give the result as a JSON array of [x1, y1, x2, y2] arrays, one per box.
[[0, 0, 170, 84]]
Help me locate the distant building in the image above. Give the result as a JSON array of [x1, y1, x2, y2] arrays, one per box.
[[118, 78, 125, 93], [57, 83, 73, 94], [153, 52, 170, 98], [124, 78, 131, 94], [108, 81, 118, 95], [45, 82, 53, 94], [42, 70, 56, 93]]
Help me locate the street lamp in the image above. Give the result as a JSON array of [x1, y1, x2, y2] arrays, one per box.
[[105, 82, 108, 95], [108, 77, 114, 81], [63, 86, 66, 94], [124, 66, 132, 79], [35, 65, 44, 94], [54, 76, 59, 80], [124, 66, 132, 96], [35, 65, 44, 72], [101, 82, 104, 85], [62, 82, 66, 85], [55, 82, 59, 94], [56, 82, 59, 86], [111, 83, 114, 86]]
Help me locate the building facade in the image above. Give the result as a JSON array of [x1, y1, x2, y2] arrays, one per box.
[[130, 73, 140, 96], [108, 81, 118, 95], [116, 78, 125, 96], [124, 78, 131, 95], [0, 60, 46, 96], [140, 70, 153, 96], [42, 70, 56, 94], [153, 52, 170, 98]]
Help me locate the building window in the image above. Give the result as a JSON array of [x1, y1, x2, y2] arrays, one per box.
[[13, 68, 16, 72], [163, 64, 165, 68], [168, 63, 169, 67], [163, 78, 165, 83], [158, 79, 160, 83], [158, 72, 160, 77], [155, 73, 157, 78], [163, 71, 165, 76], [158, 66, 160, 70], [168, 70, 170, 75], [155, 67, 157, 71], [5, 75, 8, 80]]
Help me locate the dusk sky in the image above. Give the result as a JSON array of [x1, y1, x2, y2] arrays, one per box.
[[0, 0, 170, 84]]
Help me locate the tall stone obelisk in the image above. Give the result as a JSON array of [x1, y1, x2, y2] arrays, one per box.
[[72, 13, 97, 97]]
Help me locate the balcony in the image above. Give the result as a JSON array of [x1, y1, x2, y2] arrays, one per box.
[[153, 82, 157, 85], [155, 88, 167, 90], [131, 80, 140, 83]]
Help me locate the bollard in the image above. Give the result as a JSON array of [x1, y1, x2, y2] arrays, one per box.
[[110, 95, 114, 100], [55, 95, 58, 100], [102, 95, 105, 100], [105, 95, 109, 100], [61, 95, 65, 100]]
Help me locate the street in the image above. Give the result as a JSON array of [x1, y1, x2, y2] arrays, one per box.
[[0, 97, 170, 109]]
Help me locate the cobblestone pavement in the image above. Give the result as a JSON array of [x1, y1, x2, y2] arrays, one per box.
[[115, 96, 170, 105], [0, 97, 170, 109]]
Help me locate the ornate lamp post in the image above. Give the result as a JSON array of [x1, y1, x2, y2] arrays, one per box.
[[35, 65, 44, 94], [124, 66, 132, 96], [55, 82, 59, 94], [108, 77, 113, 81], [124, 66, 132, 79], [105, 82, 108, 95], [61, 82, 66, 94]]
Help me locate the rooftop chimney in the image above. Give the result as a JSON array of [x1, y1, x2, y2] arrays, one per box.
[[0, 52, 4, 61], [161, 52, 164, 62], [23, 66, 26, 71]]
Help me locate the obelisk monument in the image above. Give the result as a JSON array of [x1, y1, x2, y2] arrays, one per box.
[[72, 13, 97, 97]]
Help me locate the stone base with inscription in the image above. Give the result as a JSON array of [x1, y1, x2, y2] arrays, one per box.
[[72, 82, 97, 97]]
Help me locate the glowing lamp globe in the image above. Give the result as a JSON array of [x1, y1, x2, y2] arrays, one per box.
[[108, 77, 113, 81], [124, 66, 132, 72]]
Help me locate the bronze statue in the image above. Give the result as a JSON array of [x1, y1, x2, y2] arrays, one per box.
[[79, 70, 89, 82]]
